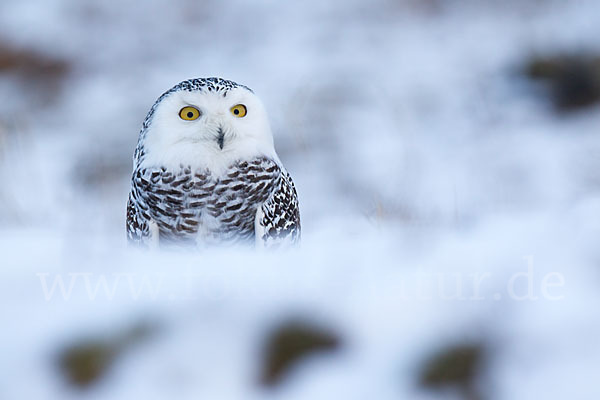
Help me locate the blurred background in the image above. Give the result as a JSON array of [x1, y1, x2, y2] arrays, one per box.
[[1, 0, 600, 398]]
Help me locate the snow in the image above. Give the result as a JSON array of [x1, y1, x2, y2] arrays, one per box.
[[1, 0, 600, 398]]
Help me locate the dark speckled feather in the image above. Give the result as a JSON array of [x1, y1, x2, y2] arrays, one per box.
[[126, 157, 300, 247]]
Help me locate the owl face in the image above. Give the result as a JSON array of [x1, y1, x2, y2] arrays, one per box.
[[139, 79, 276, 173]]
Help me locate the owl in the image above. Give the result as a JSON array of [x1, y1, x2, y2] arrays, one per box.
[[126, 77, 300, 248]]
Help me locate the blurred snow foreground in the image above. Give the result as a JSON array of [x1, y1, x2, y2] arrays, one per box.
[[1, 0, 600, 398], [3, 218, 600, 400]]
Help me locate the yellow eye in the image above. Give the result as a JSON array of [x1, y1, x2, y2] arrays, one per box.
[[179, 106, 201, 121], [230, 104, 247, 118]]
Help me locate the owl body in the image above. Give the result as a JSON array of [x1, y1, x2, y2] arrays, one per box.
[[127, 78, 300, 248]]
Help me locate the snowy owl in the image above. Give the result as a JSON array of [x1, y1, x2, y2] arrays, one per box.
[[126, 78, 300, 248]]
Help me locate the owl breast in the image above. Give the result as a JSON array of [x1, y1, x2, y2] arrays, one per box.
[[129, 157, 281, 246]]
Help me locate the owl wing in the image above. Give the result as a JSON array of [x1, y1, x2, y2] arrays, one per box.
[[126, 193, 149, 244], [255, 170, 301, 247], [126, 192, 161, 247]]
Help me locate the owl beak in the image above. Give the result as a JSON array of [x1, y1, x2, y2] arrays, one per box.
[[216, 126, 225, 150]]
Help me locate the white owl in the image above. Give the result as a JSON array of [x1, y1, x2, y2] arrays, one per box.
[[126, 78, 300, 248]]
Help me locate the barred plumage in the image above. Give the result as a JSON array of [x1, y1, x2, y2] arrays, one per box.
[[127, 157, 300, 246]]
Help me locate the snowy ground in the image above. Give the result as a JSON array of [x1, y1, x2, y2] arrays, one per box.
[[1, 0, 600, 398]]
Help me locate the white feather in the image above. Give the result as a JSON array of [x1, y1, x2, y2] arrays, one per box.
[[139, 87, 278, 176]]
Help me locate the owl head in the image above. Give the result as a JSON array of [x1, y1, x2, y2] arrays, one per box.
[[135, 78, 277, 173]]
